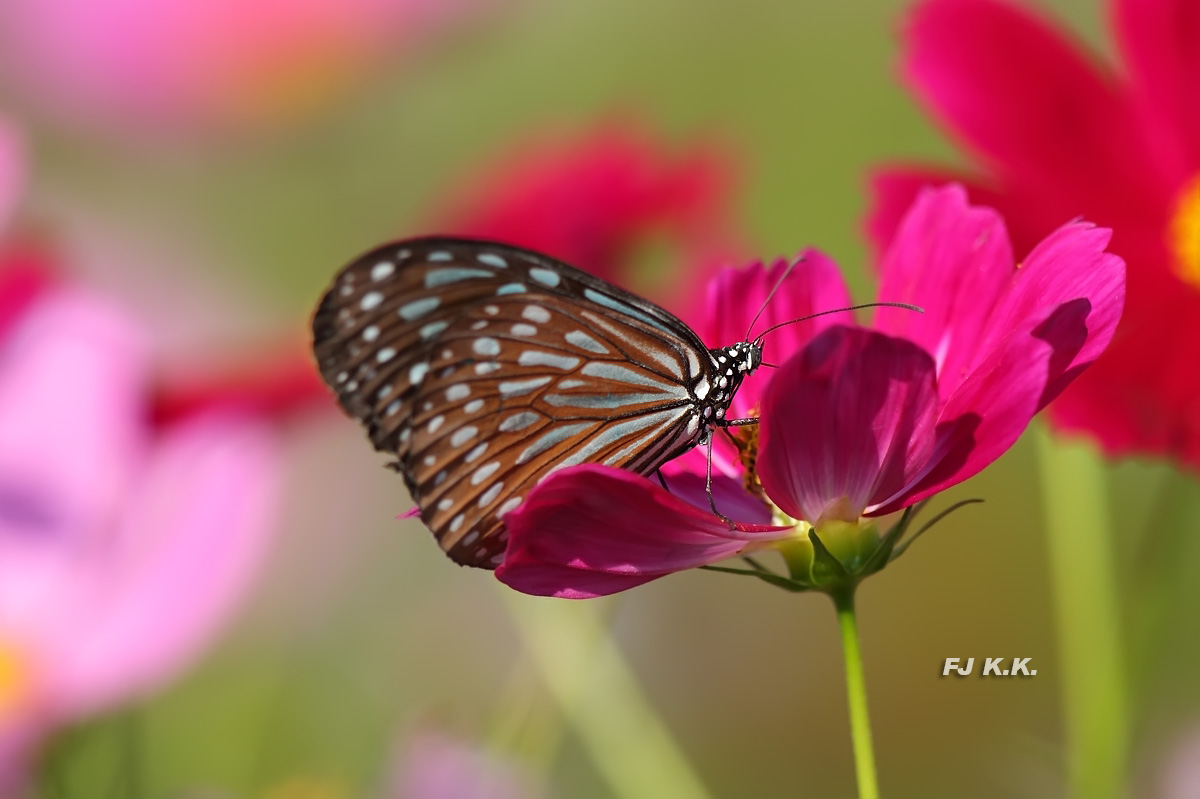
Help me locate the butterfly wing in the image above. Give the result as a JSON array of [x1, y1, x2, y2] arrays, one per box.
[[313, 237, 718, 568]]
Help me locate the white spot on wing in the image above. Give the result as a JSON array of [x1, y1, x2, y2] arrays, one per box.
[[497, 283, 526, 295], [363, 325, 380, 342], [478, 482, 504, 507], [477, 253, 508, 268], [473, 337, 501, 356], [518, 351, 580, 370], [371, 262, 395, 281], [450, 426, 478, 447], [464, 399, 484, 413], [428, 251, 453, 262], [499, 376, 552, 398], [522, 306, 551, 323], [399, 297, 439, 320], [471, 461, 501, 485], [475, 361, 501, 375], [427, 415, 445, 433], [499, 411, 539, 432], [465, 442, 488, 463], [361, 291, 384, 311], [420, 320, 449, 340], [510, 323, 537, 336], [377, 347, 397, 363], [497, 497, 522, 515], [517, 422, 593, 464], [529, 267, 561, 287], [445, 384, 470, 401], [409, 362, 429, 384], [565, 330, 608, 353], [425, 267, 493, 287]]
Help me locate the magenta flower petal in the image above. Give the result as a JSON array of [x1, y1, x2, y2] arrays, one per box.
[[904, 0, 1151, 207], [496, 465, 792, 599], [0, 289, 147, 567], [654, 469, 773, 526], [873, 185, 1015, 403], [757, 326, 938, 524], [1116, 0, 1200, 178], [876, 324, 1053, 514], [434, 124, 740, 318], [702, 251, 853, 419], [980, 221, 1126, 408], [52, 411, 280, 715], [867, 168, 985, 259]]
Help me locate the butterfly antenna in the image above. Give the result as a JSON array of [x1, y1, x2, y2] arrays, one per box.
[[743, 255, 805, 341], [753, 301, 923, 345]]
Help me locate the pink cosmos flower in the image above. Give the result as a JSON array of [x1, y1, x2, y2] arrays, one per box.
[[0, 0, 486, 137], [495, 185, 1125, 598], [0, 132, 283, 788], [0, 277, 282, 793], [432, 124, 742, 317], [869, 0, 1200, 468]]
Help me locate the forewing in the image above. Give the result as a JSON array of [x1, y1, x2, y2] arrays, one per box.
[[312, 237, 714, 568]]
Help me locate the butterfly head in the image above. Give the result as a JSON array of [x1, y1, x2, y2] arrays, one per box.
[[705, 341, 763, 422]]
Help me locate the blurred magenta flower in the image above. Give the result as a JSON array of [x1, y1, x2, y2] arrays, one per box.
[[0, 0, 486, 137], [389, 729, 542, 799], [0, 268, 283, 790], [870, 0, 1200, 467], [433, 124, 742, 316], [496, 186, 1125, 598]]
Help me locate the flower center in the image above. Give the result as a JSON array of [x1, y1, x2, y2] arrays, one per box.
[[0, 640, 33, 718], [1168, 174, 1200, 288]]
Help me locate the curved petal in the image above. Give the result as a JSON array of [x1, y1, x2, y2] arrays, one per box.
[[495, 465, 792, 599], [51, 412, 281, 715], [873, 184, 1014, 403], [655, 468, 773, 525], [1115, 0, 1200, 180], [864, 167, 1004, 258], [702, 251, 853, 419], [977, 222, 1126, 408], [877, 222, 1124, 511], [874, 324, 1052, 514], [903, 0, 1159, 210], [0, 289, 147, 574], [1044, 264, 1199, 466], [757, 326, 938, 524]]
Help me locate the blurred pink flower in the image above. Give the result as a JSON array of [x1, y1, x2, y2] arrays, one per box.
[[432, 124, 742, 318], [869, 0, 1200, 467], [0, 0, 486, 136], [390, 729, 542, 799], [496, 186, 1125, 598], [0, 261, 281, 789]]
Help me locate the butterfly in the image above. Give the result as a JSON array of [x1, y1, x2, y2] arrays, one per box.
[[311, 236, 775, 570]]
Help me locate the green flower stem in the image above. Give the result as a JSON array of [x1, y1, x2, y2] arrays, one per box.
[[832, 586, 879, 799], [1035, 427, 1127, 799], [501, 588, 714, 799]]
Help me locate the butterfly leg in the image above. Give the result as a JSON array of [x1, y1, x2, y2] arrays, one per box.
[[721, 416, 759, 428], [704, 433, 736, 529], [656, 470, 671, 492]]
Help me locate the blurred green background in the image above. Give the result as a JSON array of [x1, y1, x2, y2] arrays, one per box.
[[9, 0, 1200, 796]]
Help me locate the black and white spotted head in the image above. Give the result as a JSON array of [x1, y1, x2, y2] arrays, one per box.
[[702, 341, 763, 423]]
